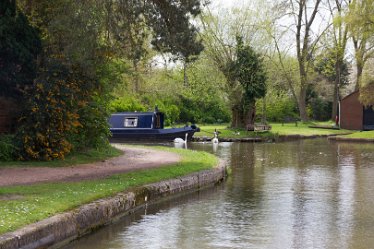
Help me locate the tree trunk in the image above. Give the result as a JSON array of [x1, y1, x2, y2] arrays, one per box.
[[133, 60, 139, 93], [244, 100, 256, 130], [331, 59, 341, 120], [183, 61, 189, 87], [298, 86, 308, 122], [355, 62, 363, 90], [231, 106, 240, 128], [332, 81, 339, 121]]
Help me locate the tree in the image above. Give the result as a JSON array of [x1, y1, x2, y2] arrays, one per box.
[[106, 0, 149, 93], [0, 0, 41, 98], [231, 37, 267, 128], [346, 0, 374, 89], [267, 0, 328, 121], [326, 0, 351, 120], [294, 0, 324, 121], [314, 47, 350, 118], [146, 0, 204, 86], [200, 2, 272, 127]]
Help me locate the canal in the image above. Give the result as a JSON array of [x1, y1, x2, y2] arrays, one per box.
[[64, 139, 374, 249]]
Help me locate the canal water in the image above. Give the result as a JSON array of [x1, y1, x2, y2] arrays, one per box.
[[64, 139, 374, 249]]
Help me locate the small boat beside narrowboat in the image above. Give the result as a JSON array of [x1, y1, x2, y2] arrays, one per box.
[[109, 107, 200, 142]]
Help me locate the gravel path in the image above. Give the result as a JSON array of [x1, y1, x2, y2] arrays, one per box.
[[0, 145, 181, 187]]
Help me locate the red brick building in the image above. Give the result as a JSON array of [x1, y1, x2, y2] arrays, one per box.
[[339, 91, 374, 130]]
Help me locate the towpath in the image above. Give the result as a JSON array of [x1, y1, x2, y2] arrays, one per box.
[[0, 145, 180, 187]]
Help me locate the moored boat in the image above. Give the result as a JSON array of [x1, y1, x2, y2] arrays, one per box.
[[109, 108, 199, 142]]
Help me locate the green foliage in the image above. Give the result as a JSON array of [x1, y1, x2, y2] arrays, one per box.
[[179, 95, 230, 124], [314, 48, 349, 85], [154, 101, 180, 126], [307, 97, 332, 121], [16, 60, 109, 161], [147, 0, 204, 62], [360, 83, 374, 106], [234, 36, 267, 105], [0, 0, 41, 98], [256, 93, 298, 122], [0, 135, 17, 161], [109, 96, 147, 112]]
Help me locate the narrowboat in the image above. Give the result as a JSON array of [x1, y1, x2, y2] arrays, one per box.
[[109, 108, 200, 142]]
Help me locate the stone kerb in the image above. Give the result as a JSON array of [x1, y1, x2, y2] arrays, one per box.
[[0, 163, 226, 249]]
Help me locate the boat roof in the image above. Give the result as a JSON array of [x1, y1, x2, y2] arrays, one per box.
[[111, 112, 157, 116]]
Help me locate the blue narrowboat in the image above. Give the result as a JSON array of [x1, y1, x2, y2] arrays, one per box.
[[109, 108, 200, 142]]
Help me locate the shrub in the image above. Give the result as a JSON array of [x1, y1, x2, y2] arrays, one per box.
[[257, 94, 298, 122], [0, 134, 17, 161], [17, 60, 109, 161], [109, 96, 146, 112]]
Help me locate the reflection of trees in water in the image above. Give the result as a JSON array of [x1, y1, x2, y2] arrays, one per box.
[[336, 142, 374, 249]]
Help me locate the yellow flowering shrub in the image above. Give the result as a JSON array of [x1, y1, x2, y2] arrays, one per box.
[[17, 61, 109, 161]]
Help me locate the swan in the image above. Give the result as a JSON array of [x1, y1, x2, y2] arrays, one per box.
[[212, 131, 219, 144], [174, 133, 188, 143]]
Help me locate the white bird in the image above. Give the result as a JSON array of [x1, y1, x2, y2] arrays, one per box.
[[212, 131, 219, 144], [174, 133, 188, 144]]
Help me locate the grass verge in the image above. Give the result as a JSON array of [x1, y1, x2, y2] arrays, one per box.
[[0, 147, 218, 234], [0, 146, 123, 168], [195, 122, 351, 139], [337, 130, 374, 139]]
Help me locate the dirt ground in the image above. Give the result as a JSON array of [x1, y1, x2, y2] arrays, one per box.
[[0, 145, 181, 187]]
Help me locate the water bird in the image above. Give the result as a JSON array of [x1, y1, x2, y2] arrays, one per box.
[[174, 133, 188, 144], [212, 130, 219, 144]]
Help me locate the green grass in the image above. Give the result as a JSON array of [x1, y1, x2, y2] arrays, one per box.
[[0, 146, 123, 168], [270, 123, 350, 136], [0, 147, 218, 234], [338, 130, 374, 139], [195, 122, 351, 139]]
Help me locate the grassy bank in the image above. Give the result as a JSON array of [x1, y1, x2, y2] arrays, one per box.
[[337, 130, 374, 139], [0, 147, 218, 234], [0, 146, 123, 168], [195, 122, 351, 139]]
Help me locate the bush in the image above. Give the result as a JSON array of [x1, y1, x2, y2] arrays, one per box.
[[0, 134, 17, 161], [109, 96, 146, 112], [17, 60, 109, 161], [257, 94, 298, 122], [308, 97, 332, 121]]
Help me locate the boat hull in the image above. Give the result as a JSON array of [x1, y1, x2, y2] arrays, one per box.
[[109, 126, 198, 142]]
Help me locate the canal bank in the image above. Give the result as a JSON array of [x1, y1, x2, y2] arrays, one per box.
[[61, 139, 374, 249], [0, 161, 226, 249], [193, 133, 350, 143]]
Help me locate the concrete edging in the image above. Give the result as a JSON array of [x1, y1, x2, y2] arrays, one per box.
[[0, 163, 226, 249]]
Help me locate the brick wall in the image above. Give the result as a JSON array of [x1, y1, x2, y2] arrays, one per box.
[[340, 91, 363, 130]]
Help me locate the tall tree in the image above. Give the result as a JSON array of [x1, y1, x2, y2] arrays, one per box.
[[294, 0, 323, 121], [200, 2, 271, 127], [146, 0, 204, 86], [232, 37, 267, 128], [327, 0, 351, 120], [107, 0, 149, 93], [346, 0, 374, 89], [268, 0, 327, 121], [0, 0, 41, 98]]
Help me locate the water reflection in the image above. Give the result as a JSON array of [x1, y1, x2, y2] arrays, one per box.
[[65, 139, 374, 249]]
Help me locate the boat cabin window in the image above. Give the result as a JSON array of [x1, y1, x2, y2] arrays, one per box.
[[124, 117, 138, 127]]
